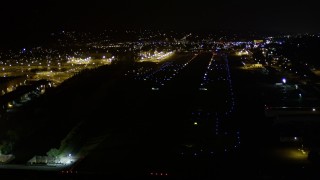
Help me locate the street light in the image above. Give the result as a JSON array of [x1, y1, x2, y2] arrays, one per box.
[[282, 78, 286, 84]]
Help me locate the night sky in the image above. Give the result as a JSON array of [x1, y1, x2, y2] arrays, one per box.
[[0, 0, 319, 45]]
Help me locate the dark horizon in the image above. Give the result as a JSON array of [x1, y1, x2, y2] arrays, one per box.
[[1, 0, 320, 47]]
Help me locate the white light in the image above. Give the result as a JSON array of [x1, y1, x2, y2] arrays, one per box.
[[312, 108, 316, 112], [282, 78, 286, 84]]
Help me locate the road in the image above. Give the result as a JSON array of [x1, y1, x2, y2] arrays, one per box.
[[0, 164, 70, 171]]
